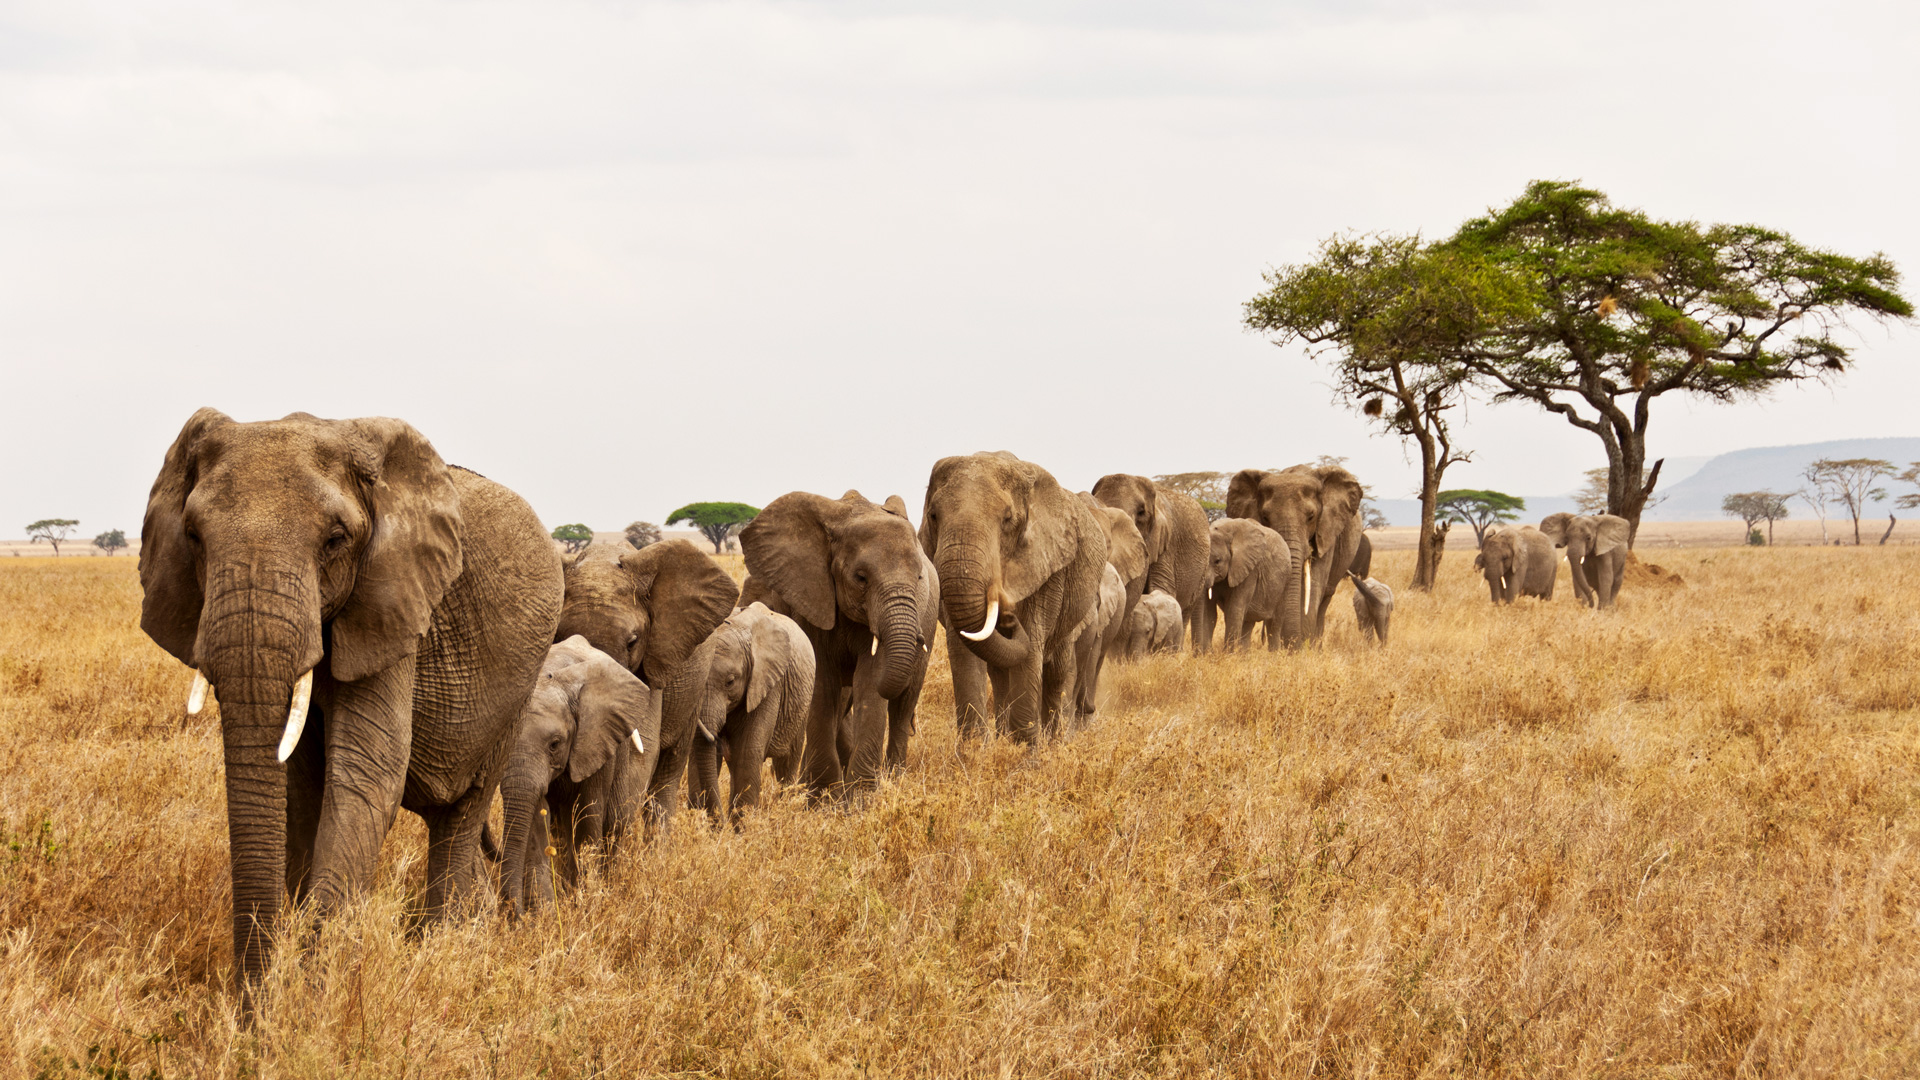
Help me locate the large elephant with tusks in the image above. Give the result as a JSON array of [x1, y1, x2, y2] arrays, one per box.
[[1226, 463, 1366, 646], [921, 452, 1108, 743]]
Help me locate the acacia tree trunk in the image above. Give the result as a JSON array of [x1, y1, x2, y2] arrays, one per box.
[[1879, 513, 1895, 546]]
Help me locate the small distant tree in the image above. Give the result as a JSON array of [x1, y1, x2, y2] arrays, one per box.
[[1721, 491, 1789, 545], [1151, 472, 1230, 522], [624, 521, 662, 550], [1894, 462, 1920, 511], [1808, 458, 1894, 545], [27, 519, 79, 556], [667, 502, 761, 554], [551, 523, 594, 554], [93, 529, 128, 556], [1435, 490, 1525, 548], [1796, 463, 1838, 545], [1572, 468, 1611, 515], [1361, 500, 1391, 531]]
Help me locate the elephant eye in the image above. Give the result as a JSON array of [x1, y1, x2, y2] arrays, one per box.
[[854, 570, 868, 586], [324, 526, 349, 553], [627, 632, 640, 647]]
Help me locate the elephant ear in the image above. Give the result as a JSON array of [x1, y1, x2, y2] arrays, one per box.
[[1311, 466, 1363, 563], [1591, 515, 1630, 557], [1226, 524, 1259, 588], [1538, 513, 1572, 547], [139, 408, 235, 666], [1098, 507, 1148, 585], [620, 540, 739, 678], [327, 418, 466, 683], [881, 494, 911, 520], [1226, 470, 1267, 522], [1472, 550, 1485, 570], [1000, 460, 1086, 605], [563, 649, 654, 783], [758, 612, 816, 759], [738, 492, 838, 630]]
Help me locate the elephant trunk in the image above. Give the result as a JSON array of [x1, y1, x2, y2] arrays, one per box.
[[197, 568, 324, 1006], [1279, 541, 1304, 647], [497, 763, 548, 916], [937, 539, 1031, 668], [870, 584, 922, 701]]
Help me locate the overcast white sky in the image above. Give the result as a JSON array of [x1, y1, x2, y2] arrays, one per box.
[[3, 0, 1915, 536]]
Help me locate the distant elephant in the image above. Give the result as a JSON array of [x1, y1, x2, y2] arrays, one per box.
[[1348, 572, 1394, 645], [496, 637, 655, 916], [1091, 474, 1212, 654], [1206, 517, 1292, 651], [738, 490, 939, 798], [1227, 464, 1366, 645], [1126, 590, 1184, 657], [1538, 512, 1629, 609], [1474, 524, 1556, 603], [553, 540, 740, 837], [922, 452, 1108, 743], [1066, 562, 1128, 724], [138, 409, 563, 1005], [688, 604, 815, 825]]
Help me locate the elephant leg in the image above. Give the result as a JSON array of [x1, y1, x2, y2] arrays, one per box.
[[946, 632, 992, 740], [644, 738, 689, 834], [802, 662, 848, 797], [284, 701, 326, 904], [308, 663, 415, 917], [885, 662, 926, 771], [1266, 618, 1282, 652], [1038, 644, 1071, 744], [987, 664, 1015, 738], [527, 802, 554, 914], [1223, 598, 1247, 652], [729, 722, 774, 825], [1185, 597, 1209, 656], [546, 786, 581, 892], [692, 733, 724, 827], [419, 778, 495, 918]]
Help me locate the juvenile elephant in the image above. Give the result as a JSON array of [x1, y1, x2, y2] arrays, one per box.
[[688, 604, 815, 825], [1207, 517, 1293, 651], [1348, 572, 1394, 645], [1091, 474, 1211, 654], [1539, 512, 1629, 609], [1226, 464, 1366, 645], [553, 540, 740, 836], [496, 637, 655, 916], [1126, 591, 1184, 656], [738, 490, 938, 798], [922, 452, 1108, 743], [138, 409, 563, 1005], [1474, 524, 1556, 603]]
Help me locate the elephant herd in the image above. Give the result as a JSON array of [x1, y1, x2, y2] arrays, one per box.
[[1475, 512, 1632, 610], [133, 410, 1614, 1008]]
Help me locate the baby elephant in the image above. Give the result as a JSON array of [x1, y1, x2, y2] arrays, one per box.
[[1207, 517, 1293, 651], [1474, 524, 1556, 604], [497, 636, 657, 917], [690, 603, 816, 826], [1126, 590, 1184, 657], [1348, 572, 1394, 645]]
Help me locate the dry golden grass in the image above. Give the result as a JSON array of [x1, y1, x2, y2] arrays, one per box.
[[3, 548, 1919, 1077]]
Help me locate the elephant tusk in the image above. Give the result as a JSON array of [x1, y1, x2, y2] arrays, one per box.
[[277, 669, 314, 763], [958, 599, 1000, 641], [187, 670, 209, 715], [870, 636, 879, 656], [630, 730, 645, 754]]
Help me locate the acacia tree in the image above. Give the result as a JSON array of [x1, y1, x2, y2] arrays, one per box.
[[624, 521, 662, 549], [1244, 234, 1526, 589], [1721, 491, 1790, 545], [1809, 458, 1894, 545], [27, 519, 78, 556], [667, 502, 760, 554], [1796, 463, 1839, 544], [93, 529, 128, 556], [1442, 181, 1911, 547], [1436, 490, 1525, 547], [550, 523, 594, 554], [1151, 472, 1229, 521]]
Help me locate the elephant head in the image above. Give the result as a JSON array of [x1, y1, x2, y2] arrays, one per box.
[[920, 453, 1087, 668], [500, 636, 654, 915], [738, 490, 929, 699], [1090, 474, 1171, 569], [1539, 512, 1629, 560], [1226, 465, 1367, 642], [1207, 516, 1287, 590], [554, 539, 738, 682], [1475, 526, 1522, 603], [139, 408, 465, 994]]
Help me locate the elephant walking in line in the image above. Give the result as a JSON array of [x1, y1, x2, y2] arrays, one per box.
[[1226, 464, 1366, 646], [139, 409, 564, 1006], [1126, 590, 1184, 657], [923, 452, 1108, 744], [1206, 517, 1293, 651], [495, 638, 655, 916], [1539, 512, 1630, 609], [1349, 572, 1394, 645], [1091, 474, 1211, 654], [738, 490, 939, 799], [1475, 524, 1556, 603], [552, 540, 740, 840], [1066, 562, 1128, 725], [688, 604, 815, 825]]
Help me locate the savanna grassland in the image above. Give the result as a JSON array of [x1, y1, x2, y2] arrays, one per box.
[[3, 547, 1918, 1078]]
